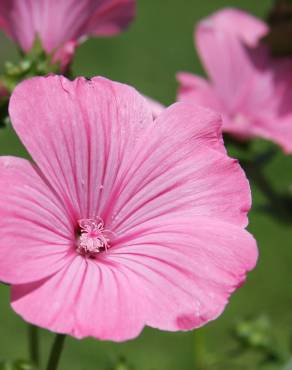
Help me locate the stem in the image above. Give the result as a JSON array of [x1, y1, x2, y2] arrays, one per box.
[[193, 330, 205, 370], [46, 334, 66, 370], [28, 324, 39, 367]]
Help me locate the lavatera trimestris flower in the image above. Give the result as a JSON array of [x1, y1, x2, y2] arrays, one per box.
[[0, 75, 257, 341], [177, 8, 292, 152]]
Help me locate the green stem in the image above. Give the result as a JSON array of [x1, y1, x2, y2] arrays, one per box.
[[193, 330, 205, 370], [46, 334, 66, 370], [28, 324, 39, 367]]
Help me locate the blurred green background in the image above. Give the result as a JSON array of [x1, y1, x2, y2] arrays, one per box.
[[3, 0, 292, 369]]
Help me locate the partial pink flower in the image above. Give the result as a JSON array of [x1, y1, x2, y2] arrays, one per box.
[[177, 8, 292, 152], [0, 75, 257, 341], [0, 0, 135, 69]]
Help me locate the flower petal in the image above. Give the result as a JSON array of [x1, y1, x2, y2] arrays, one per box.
[[85, 0, 136, 36], [9, 75, 154, 221], [0, 157, 74, 284], [0, 0, 36, 51], [176, 72, 222, 113], [109, 216, 257, 331], [143, 95, 165, 118], [249, 115, 292, 154], [52, 40, 78, 72], [0, 0, 135, 53], [107, 103, 250, 234], [200, 8, 268, 47], [11, 216, 257, 340], [12, 256, 145, 341], [195, 8, 267, 110]]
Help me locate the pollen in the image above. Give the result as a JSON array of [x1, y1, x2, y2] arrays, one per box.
[[76, 217, 112, 258]]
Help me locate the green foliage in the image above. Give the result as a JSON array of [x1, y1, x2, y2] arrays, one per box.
[[0, 37, 60, 94], [0, 37, 62, 127], [234, 316, 275, 351]]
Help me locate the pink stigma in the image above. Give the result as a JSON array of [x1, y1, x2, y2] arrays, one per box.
[[76, 217, 111, 258]]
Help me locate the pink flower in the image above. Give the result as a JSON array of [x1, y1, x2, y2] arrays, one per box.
[[0, 75, 257, 341], [177, 8, 292, 152], [0, 0, 135, 69]]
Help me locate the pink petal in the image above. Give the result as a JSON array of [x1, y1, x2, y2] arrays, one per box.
[[84, 0, 136, 36], [106, 103, 250, 234], [109, 216, 257, 332], [176, 72, 222, 113], [0, 0, 36, 51], [0, 157, 74, 284], [0, 0, 135, 53], [195, 8, 267, 111], [52, 40, 78, 72], [143, 95, 165, 118], [250, 115, 292, 154], [9, 75, 154, 222], [12, 216, 257, 340], [226, 50, 292, 148], [201, 8, 268, 47], [12, 256, 145, 341], [154, 102, 225, 153]]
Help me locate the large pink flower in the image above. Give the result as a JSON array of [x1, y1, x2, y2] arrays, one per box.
[[177, 8, 292, 152], [0, 75, 257, 341], [0, 0, 135, 68]]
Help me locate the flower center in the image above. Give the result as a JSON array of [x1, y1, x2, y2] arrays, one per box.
[[76, 217, 111, 258]]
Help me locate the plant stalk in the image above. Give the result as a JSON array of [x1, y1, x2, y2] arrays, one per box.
[[46, 334, 66, 370]]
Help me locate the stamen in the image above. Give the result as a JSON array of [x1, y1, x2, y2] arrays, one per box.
[[76, 217, 112, 258]]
